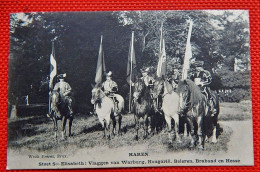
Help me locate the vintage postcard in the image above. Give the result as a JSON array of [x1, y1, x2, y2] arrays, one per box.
[[7, 10, 253, 169]]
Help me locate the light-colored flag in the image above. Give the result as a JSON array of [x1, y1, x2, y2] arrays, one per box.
[[95, 35, 105, 85], [49, 41, 57, 89], [157, 22, 167, 78], [127, 32, 137, 84], [182, 20, 193, 79]]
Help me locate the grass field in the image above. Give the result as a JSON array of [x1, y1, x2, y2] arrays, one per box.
[[8, 102, 251, 154]]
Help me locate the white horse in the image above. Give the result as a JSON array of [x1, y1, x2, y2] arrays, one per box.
[[153, 80, 180, 143], [91, 86, 124, 138]]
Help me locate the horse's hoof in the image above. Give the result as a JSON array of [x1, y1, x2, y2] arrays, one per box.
[[211, 139, 218, 143], [205, 139, 209, 143], [135, 135, 138, 141], [198, 145, 205, 150], [189, 143, 195, 148], [176, 139, 182, 144]]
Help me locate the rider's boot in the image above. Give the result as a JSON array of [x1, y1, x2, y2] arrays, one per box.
[[68, 105, 73, 117]]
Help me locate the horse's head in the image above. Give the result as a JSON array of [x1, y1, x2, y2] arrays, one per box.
[[133, 78, 145, 100], [91, 86, 105, 105], [177, 80, 191, 111], [152, 79, 164, 99]]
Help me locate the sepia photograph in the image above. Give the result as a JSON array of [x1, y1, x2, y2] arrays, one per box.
[[7, 10, 253, 169]]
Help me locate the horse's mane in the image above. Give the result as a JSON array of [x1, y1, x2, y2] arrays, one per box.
[[164, 80, 173, 94], [177, 79, 204, 106]]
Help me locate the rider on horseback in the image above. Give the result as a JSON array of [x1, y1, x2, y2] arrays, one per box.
[[189, 61, 214, 111], [140, 67, 155, 91], [53, 73, 73, 117], [102, 71, 119, 114]]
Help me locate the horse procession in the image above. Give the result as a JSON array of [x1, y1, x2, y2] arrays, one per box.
[[48, 58, 220, 150]]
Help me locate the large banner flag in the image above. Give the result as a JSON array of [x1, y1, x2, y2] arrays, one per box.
[[49, 41, 57, 89], [95, 35, 105, 85], [156, 22, 167, 78], [126, 31, 137, 84], [182, 20, 193, 79]]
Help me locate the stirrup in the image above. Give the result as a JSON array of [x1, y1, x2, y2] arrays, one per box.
[[46, 113, 52, 118]]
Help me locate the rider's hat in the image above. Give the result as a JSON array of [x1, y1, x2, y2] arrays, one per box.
[[191, 61, 204, 67], [57, 73, 66, 79], [106, 71, 112, 77], [141, 67, 150, 73]]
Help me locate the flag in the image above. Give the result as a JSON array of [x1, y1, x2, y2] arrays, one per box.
[[182, 20, 193, 79], [126, 31, 137, 84], [156, 22, 167, 78], [49, 41, 57, 89], [95, 35, 106, 85]]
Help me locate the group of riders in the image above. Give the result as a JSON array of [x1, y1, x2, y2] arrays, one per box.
[[48, 60, 215, 119]]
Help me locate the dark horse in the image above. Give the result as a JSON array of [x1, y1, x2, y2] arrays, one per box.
[[49, 90, 73, 139], [177, 79, 208, 148], [132, 78, 153, 140]]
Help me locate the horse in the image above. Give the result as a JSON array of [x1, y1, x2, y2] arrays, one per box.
[[152, 79, 180, 144], [177, 79, 208, 149], [91, 86, 124, 139], [132, 78, 153, 140], [49, 90, 74, 140]]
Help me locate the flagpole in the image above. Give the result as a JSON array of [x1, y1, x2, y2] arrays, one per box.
[[129, 31, 134, 113]]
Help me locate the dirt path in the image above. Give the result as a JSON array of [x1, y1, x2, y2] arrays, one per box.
[[219, 120, 254, 165]]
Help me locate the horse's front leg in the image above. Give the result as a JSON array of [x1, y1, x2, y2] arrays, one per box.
[[173, 113, 181, 143], [143, 114, 149, 139], [53, 117, 58, 139], [61, 116, 67, 140], [134, 115, 140, 141], [103, 120, 106, 139], [187, 117, 195, 148], [111, 115, 116, 136], [107, 118, 112, 140], [164, 115, 172, 144], [68, 116, 73, 137], [211, 116, 218, 143], [117, 114, 122, 135], [197, 116, 205, 149]]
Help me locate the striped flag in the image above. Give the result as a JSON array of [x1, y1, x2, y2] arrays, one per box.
[[157, 22, 167, 78], [95, 35, 105, 85], [126, 31, 136, 84], [49, 41, 57, 89], [182, 20, 193, 79]]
